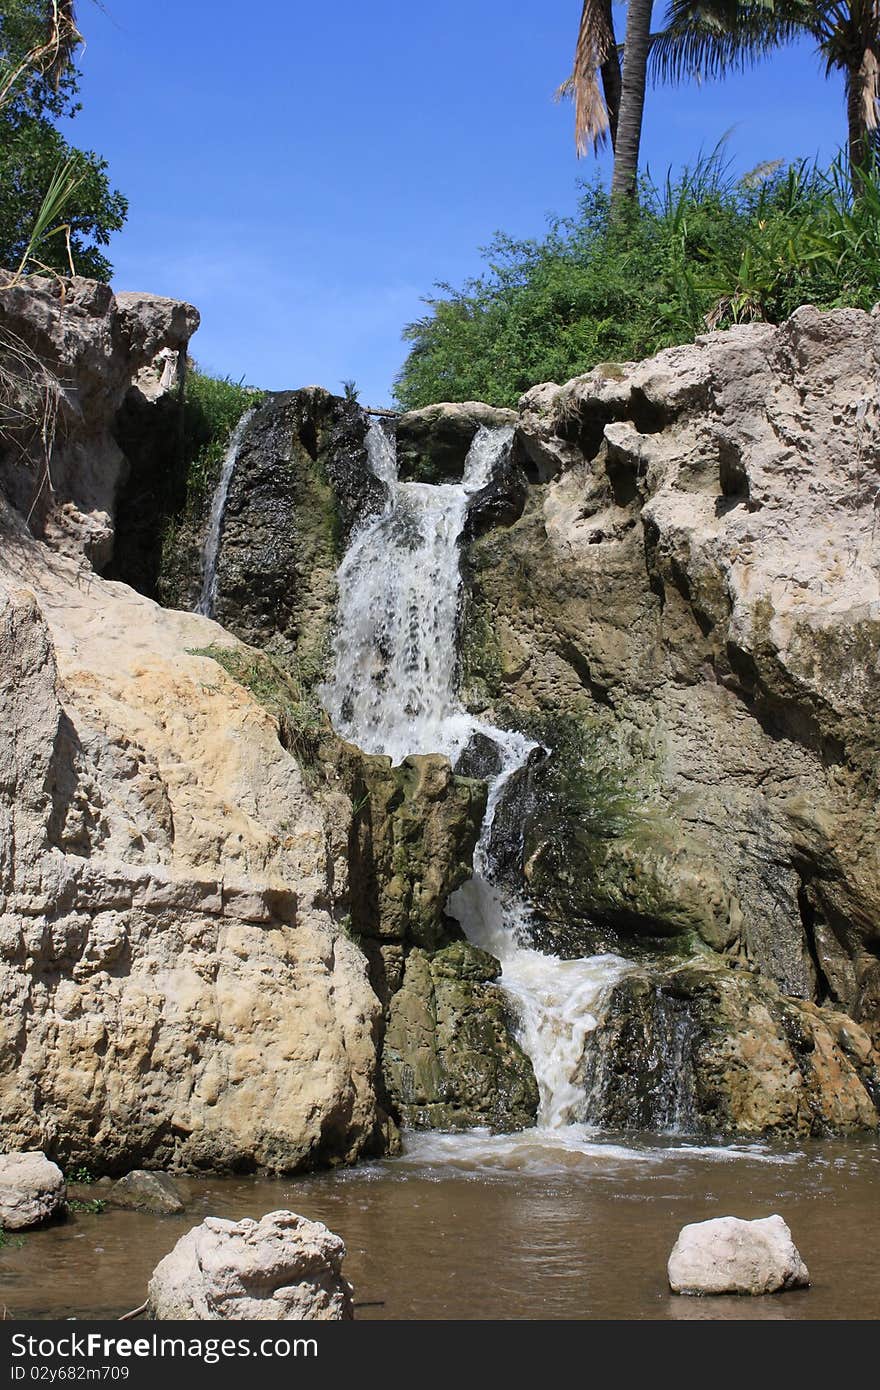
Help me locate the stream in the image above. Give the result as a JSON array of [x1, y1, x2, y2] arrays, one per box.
[[3, 1139, 878, 1319]]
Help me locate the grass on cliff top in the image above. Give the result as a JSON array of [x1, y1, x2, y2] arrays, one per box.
[[182, 368, 265, 512], [394, 152, 880, 410], [188, 642, 327, 776]]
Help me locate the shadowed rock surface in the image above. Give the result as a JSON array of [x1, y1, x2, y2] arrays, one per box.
[[108, 1171, 185, 1214], [397, 402, 517, 483]]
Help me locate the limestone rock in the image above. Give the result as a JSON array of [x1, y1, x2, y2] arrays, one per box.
[[397, 402, 517, 483], [108, 1170, 185, 1214], [461, 306, 880, 1133], [339, 748, 486, 1000], [147, 1210, 353, 1320], [0, 544, 390, 1173], [580, 957, 880, 1138], [0, 274, 198, 566], [668, 1214, 810, 1295], [0, 1151, 66, 1230]]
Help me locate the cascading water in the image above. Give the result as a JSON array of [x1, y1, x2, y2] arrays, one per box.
[[196, 409, 255, 618], [323, 418, 632, 1150]]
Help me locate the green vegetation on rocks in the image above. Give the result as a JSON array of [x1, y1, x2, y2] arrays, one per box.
[[0, 1, 127, 279], [187, 642, 327, 775], [395, 155, 880, 409]]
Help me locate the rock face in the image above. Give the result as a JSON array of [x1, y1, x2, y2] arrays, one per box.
[[396, 402, 517, 483], [109, 1171, 185, 1214], [461, 306, 880, 1134], [147, 1210, 353, 1320], [0, 275, 198, 567], [0, 276, 512, 1167], [668, 1215, 810, 1295], [0, 551, 390, 1171], [203, 388, 383, 670], [382, 941, 538, 1131], [580, 958, 880, 1137], [0, 1151, 66, 1229]]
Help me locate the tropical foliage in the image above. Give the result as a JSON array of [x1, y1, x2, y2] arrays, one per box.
[[567, 1, 880, 199], [394, 153, 880, 410], [0, 1, 127, 279], [651, 0, 880, 185]]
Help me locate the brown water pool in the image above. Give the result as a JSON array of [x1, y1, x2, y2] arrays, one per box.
[[2, 1127, 878, 1320]]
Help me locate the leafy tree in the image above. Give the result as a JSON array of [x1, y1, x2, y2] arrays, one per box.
[[0, 1, 127, 279]]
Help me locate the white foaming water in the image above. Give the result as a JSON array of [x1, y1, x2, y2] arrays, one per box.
[[324, 418, 633, 1149], [323, 421, 511, 765], [196, 409, 256, 619]]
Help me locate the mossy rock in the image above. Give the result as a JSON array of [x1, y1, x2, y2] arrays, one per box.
[[382, 944, 538, 1132]]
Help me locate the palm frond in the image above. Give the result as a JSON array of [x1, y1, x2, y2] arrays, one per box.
[[650, 0, 807, 85], [570, 0, 617, 154], [43, 2, 83, 92], [0, 1, 83, 111]]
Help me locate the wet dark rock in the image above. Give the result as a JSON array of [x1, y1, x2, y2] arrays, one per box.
[[454, 731, 503, 781], [210, 389, 381, 671], [464, 445, 528, 540], [396, 402, 517, 484], [329, 746, 486, 1003], [486, 745, 547, 886], [580, 957, 880, 1138]]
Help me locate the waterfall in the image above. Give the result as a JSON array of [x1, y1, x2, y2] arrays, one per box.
[[196, 409, 255, 619], [324, 418, 631, 1134]]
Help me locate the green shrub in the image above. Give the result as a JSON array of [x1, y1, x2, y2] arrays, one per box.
[[181, 369, 264, 514], [394, 152, 880, 410]]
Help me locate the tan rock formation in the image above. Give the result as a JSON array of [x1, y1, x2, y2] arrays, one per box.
[[462, 306, 880, 1132], [0, 532, 390, 1170]]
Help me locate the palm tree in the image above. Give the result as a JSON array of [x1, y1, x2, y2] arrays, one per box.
[[611, 0, 656, 200], [567, 0, 656, 201], [650, 0, 880, 188]]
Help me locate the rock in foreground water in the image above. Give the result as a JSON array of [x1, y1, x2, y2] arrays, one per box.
[[0, 1152, 66, 1230], [668, 1215, 810, 1295], [147, 1210, 354, 1320], [109, 1171, 185, 1214]]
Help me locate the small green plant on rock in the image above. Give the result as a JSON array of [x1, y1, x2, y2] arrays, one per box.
[[66, 1163, 94, 1185], [67, 1197, 105, 1214]]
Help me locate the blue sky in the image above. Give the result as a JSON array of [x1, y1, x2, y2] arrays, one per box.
[[64, 2, 844, 406]]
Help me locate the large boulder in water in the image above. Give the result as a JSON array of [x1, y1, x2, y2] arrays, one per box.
[[0, 1152, 66, 1230], [668, 1214, 810, 1295], [147, 1210, 354, 1320], [108, 1170, 185, 1214]]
